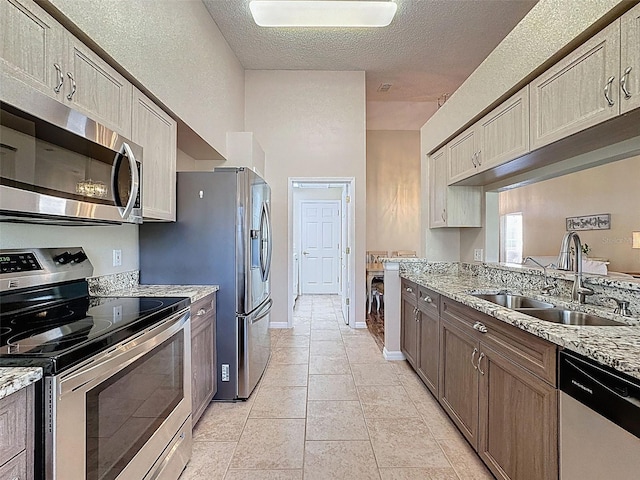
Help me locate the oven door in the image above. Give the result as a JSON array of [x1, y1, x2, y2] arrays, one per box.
[[45, 309, 191, 480]]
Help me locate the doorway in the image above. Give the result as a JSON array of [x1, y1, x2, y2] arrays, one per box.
[[289, 178, 355, 328]]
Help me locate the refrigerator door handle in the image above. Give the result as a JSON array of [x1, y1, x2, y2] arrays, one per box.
[[238, 298, 273, 322], [260, 201, 273, 282], [251, 298, 273, 324]]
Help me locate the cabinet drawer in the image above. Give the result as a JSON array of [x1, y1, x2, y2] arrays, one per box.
[[441, 298, 557, 386], [191, 294, 216, 321], [0, 388, 27, 466], [417, 287, 439, 317], [0, 450, 27, 480], [401, 279, 417, 305]]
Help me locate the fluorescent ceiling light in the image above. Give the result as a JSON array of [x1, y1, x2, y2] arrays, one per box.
[[249, 1, 397, 27]]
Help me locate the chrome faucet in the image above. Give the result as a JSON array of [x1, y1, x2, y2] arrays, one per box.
[[557, 232, 594, 303], [523, 257, 556, 294]]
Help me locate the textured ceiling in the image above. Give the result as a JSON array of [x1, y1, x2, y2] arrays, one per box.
[[202, 0, 537, 127]]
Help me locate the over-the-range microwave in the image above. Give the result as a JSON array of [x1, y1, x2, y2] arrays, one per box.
[[0, 90, 142, 225]]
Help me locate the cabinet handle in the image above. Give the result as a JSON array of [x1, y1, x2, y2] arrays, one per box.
[[476, 150, 482, 166], [604, 75, 615, 106], [405, 287, 413, 293], [471, 347, 478, 370], [196, 308, 207, 316], [54, 63, 64, 93], [422, 296, 432, 303], [471, 152, 477, 167], [473, 321, 488, 333], [441, 209, 446, 222], [478, 352, 486, 375], [621, 66, 632, 99], [413, 307, 419, 322], [66, 72, 77, 100]]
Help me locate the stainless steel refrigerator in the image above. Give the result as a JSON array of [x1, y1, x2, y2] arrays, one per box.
[[139, 168, 272, 400]]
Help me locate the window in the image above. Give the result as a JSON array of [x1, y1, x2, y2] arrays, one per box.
[[501, 213, 523, 263]]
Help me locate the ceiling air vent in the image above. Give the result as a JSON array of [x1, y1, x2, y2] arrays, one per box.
[[377, 83, 392, 92]]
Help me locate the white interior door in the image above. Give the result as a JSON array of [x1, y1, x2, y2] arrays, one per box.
[[340, 187, 350, 324], [301, 201, 340, 294]]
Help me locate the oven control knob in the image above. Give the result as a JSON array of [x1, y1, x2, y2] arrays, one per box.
[[53, 251, 72, 264], [71, 251, 88, 264]]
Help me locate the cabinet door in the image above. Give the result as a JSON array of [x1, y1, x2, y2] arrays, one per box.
[[400, 296, 418, 368], [478, 346, 558, 480], [530, 20, 620, 150], [621, 2, 640, 114], [439, 319, 480, 448], [476, 86, 530, 172], [447, 126, 479, 184], [191, 295, 216, 426], [416, 308, 439, 396], [65, 34, 132, 136], [132, 88, 177, 221], [429, 147, 448, 228], [0, 0, 65, 101]]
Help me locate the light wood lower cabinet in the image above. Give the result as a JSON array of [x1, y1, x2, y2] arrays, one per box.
[[478, 344, 558, 480], [415, 286, 440, 396], [400, 279, 418, 367], [190, 293, 217, 427], [439, 298, 558, 480], [0, 384, 34, 480]]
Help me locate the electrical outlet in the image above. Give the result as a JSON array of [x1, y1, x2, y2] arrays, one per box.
[[474, 249, 484, 262], [112, 249, 122, 267], [221, 364, 230, 382], [113, 305, 122, 322]]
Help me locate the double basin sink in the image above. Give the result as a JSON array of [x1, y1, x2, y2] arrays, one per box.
[[472, 293, 625, 326]]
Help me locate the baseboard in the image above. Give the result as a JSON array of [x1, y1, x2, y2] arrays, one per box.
[[383, 347, 406, 361], [354, 321, 367, 329], [269, 322, 289, 329]]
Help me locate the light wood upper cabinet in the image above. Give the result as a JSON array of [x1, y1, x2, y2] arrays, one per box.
[[475, 86, 530, 173], [429, 147, 482, 229], [530, 20, 621, 150], [447, 126, 479, 184], [1, 0, 132, 137], [621, 2, 640, 114], [0, 0, 65, 100], [132, 88, 177, 221], [66, 37, 132, 136]]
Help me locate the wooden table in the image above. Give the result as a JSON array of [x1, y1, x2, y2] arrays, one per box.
[[366, 262, 384, 308]]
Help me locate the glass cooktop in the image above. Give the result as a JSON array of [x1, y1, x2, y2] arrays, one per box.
[[0, 294, 189, 374]]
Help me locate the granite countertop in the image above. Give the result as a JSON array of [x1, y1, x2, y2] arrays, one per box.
[[104, 285, 219, 303], [401, 271, 640, 381], [0, 367, 42, 400]]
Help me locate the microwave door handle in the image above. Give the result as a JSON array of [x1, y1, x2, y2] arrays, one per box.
[[111, 142, 140, 220]]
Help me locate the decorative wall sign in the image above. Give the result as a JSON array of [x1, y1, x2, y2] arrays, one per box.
[[566, 213, 611, 231]]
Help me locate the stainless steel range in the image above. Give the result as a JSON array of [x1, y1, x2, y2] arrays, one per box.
[[0, 248, 192, 480]]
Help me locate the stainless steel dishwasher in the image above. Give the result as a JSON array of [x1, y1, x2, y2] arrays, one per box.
[[559, 350, 640, 479]]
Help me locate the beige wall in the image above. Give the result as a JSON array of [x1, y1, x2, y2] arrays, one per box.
[[499, 155, 640, 273], [366, 131, 420, 255], [47, 0, 245, 158], [0, 223, 139, 276], [244, 70, 366, 326]]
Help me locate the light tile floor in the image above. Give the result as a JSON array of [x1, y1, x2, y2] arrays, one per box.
[[179, 295, 494, 480]]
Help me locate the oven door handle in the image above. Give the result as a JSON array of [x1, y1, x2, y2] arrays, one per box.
[[58, 310, 188, 396]]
